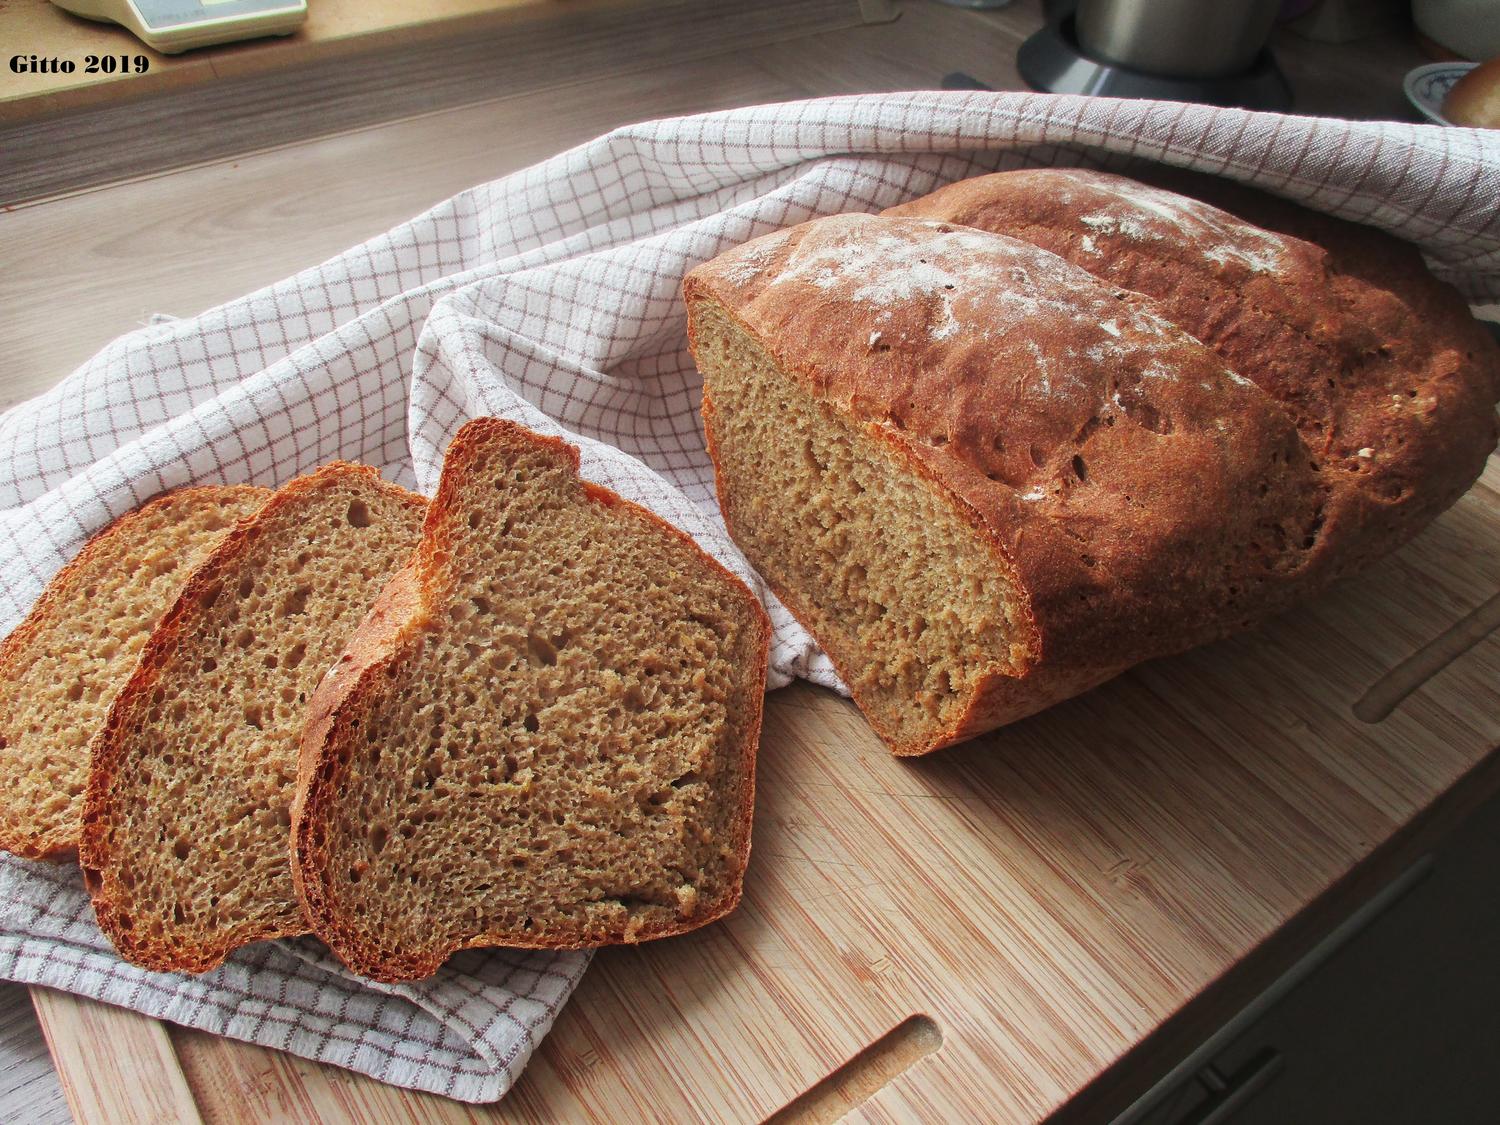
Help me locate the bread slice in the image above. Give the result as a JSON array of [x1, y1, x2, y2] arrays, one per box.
[[80, 464, 425, 973], [0, 486, 269, 861], [292, 419, 770, 982]]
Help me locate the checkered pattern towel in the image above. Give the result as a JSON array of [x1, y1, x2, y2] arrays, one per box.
[[0, 93, 1496, 1104]]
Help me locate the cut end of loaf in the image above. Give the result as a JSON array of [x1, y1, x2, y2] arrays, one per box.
[[80, 464, 426, 974], [0, 485, 269, 862], [688, 296, 1033, 755], [294, 418, 770, 981]]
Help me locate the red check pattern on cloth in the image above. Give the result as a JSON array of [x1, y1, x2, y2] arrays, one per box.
[[0, 92, 1496, 1103]]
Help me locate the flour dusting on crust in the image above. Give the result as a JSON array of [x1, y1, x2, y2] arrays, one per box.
[[1063, 170, 1292, 275]]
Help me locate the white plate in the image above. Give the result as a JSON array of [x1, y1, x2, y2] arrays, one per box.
[[1404, 61, 1478, 126]]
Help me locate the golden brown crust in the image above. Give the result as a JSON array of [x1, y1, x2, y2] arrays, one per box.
[[292, 419, 770, 980], [889, 168, 1500, 583], [687, 213, 1326, 753], [691, 176, 1499, 755], [80, 464, 425, 974], [0, 485, 270, 861]]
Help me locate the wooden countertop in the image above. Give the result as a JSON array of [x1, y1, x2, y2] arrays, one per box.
[[5, 3, 1493, 1122], [1, 0, 554, 118]]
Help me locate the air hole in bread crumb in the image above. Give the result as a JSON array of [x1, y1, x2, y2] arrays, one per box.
[[468, 511, 482, 529], [523, 713, 540, 733], [173, 839, 191, 861], [802, 440, 826, 473], [284, 642, 307, 669], [244, 705, 263, 730], [346, 500, 372, 528], [1029, 444, 1045, 467], [671, 772, 700, 788], [471, 596, 492, 616], [201, 657, 217, 673], [238, 575, 254, 598], [65, 681, 83, 702], [1072, 455, 1089, 483], [235, 628, 255, 648], [172, 904, 185, 924], [527, 630, 558, 667], [281, 585, 312, 617]]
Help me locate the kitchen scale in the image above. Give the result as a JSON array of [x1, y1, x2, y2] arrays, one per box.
[[49, 0, 307, 54]]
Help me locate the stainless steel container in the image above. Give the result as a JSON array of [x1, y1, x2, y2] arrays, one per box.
[[1075, 0, 1283, 79]]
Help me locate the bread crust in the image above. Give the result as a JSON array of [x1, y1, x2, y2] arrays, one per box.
[[686, 197, 1497, 755], [888, 168, 1500, 583], [0, 485, 270, 861], [292, 418, 771, 981], [80, 463, 425, 974]]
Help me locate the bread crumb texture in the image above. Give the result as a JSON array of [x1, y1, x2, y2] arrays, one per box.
[[80, 465, 425, 973], [293, 419, 769, 982], [0, 486, 269, 860]]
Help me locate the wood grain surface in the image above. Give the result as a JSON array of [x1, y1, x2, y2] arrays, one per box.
[[1, 0, 604, 113], [33, 989, 202, 1124], [0, 0, 874, 204], [6, 2, 1485, 1122], [0, 983, 69, 1125]]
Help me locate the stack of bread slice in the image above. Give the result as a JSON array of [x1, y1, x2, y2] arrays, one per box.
[[2, 421, 770, 981]]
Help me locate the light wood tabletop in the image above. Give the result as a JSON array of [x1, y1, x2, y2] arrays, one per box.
[[3, 2, 1491, 1123]]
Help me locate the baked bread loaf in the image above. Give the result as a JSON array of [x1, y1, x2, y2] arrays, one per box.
[[292, 418, 770, 982], [1444, 58, 1500, 128], [81, 464, 425, 973], [0, 486, 269, 860], [685, 188, 1499, 755], [887, 168, 1500, 580]]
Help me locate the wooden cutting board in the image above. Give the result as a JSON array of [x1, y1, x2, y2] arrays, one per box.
[[31, 452, 1500, 1123]]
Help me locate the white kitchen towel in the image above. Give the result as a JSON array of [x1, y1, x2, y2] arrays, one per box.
[[0, 92, 1496, 1103]]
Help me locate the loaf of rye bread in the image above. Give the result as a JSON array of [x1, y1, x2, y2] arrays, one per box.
[[684, 175, 1500, 756], [0, 486, 269, 860], [81, 464, 426, 973], [292, 419, 770, 981]]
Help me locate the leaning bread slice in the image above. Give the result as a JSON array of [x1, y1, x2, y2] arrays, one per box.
[[0, 485, 269, 861], [80, 464, 425, 973], [292, 418, 771, 982]]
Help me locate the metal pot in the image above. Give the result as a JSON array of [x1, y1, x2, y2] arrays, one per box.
[[1075, 0, 1283, 79]]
